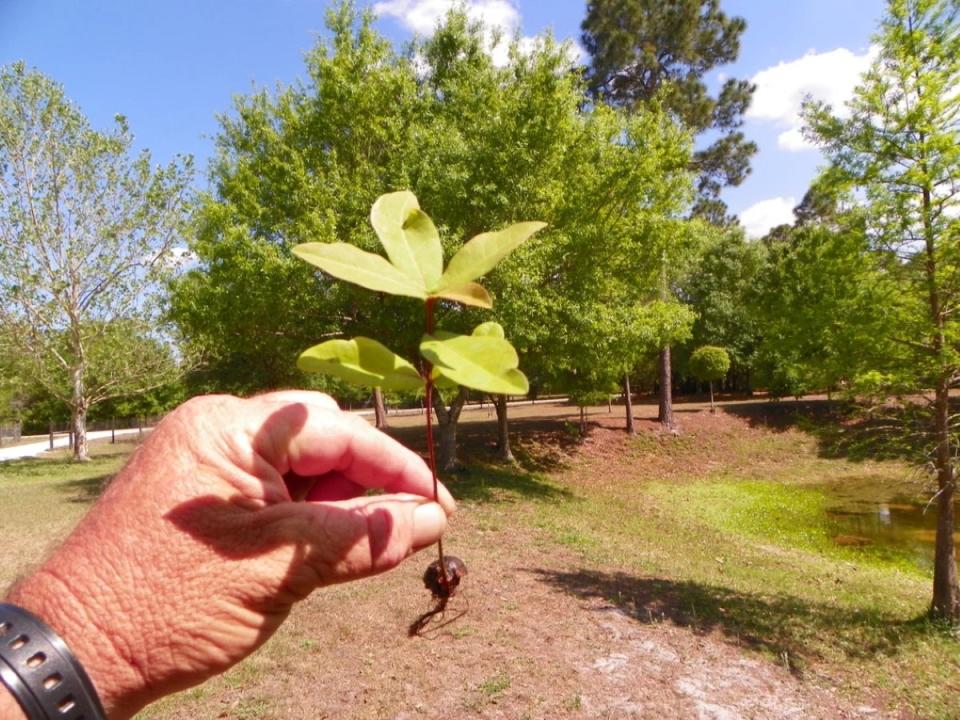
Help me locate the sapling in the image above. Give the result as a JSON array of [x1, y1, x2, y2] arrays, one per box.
[[291, 190, 544, 631], [688, 345, 730, 413]]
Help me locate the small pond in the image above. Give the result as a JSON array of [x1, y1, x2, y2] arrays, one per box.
[[819, 476, 959, 571]]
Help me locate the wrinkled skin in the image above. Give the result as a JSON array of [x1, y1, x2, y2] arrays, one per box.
[[1, 392, 454, 719]]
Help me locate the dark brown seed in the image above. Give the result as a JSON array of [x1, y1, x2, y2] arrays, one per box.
[[422, 555, 467, 599]]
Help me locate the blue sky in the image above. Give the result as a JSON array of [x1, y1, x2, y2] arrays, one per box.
[[0, 0, 886, 236]]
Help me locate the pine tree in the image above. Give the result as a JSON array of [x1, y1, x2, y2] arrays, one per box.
[[581, 0, 757, 222]]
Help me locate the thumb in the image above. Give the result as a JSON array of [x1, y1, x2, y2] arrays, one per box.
[[290, 494, 448, 586]]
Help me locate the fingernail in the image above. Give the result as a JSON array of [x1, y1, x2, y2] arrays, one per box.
[[413, 502, 447, 549], [436, 483, 457, 515]]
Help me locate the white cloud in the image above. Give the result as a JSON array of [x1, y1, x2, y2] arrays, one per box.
[[747, 46, 878, 152], [775, 127, 810, 152], [564, 39, 588, 66], [160, 246, 198, 270], [375, 0, 520, 37], [740, 196, 796, 238]]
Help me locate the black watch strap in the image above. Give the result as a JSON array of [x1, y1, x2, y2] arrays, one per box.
[[0, 603, 107, 720]]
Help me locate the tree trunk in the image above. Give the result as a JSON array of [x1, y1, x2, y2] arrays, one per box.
[[433, 387, 468, 473], [624, 373, 635, 435], [931, 379, 959, 620], [71, 366, 89, 461], [372, 388, 389, 430], [658, 345, 675, 431], [709, 380, 715, 413], [579, 405, 586, 436], [493, 394, 514, 463], [919, 167, 960, 621]]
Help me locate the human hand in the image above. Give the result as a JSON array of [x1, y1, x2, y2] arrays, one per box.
[[3, 391, 454, 719]]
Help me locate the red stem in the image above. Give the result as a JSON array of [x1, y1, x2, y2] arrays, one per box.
[[424, 298, 449, 591]]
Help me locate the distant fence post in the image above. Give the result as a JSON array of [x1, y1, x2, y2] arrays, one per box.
[[138, 416, 143, 442], [111, 417, 116, 444], [49, 421, 54, 451]]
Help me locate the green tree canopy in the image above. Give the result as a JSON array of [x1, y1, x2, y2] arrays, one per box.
[[752, 214, 897, 398], [688, 345, 730, 382], [172, 3, 696, 462], [688, 344, 730, 411], [680, 227, 763, 391]]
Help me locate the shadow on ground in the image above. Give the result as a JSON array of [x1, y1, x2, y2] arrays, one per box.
[[387, 410, 589, 475], [58, 473, 115, 503], [723, 399, 933, 464], [445, 461, 575, 504], [530, 567, 943, 673]]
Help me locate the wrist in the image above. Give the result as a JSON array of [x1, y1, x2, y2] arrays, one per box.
[[5, 566, 148, 720], [0, 683, 28, 720], [0, 602, 108, 720]]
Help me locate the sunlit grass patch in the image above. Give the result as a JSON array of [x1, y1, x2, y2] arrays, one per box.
[[657, 478, 929, 576]]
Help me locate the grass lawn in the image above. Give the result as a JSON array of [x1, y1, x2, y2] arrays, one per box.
[[1, 401, 958, 719], [0, 441, 137, 585]]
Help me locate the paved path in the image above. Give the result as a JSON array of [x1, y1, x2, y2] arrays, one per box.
[[0, 428, 145, 463], [0, 397, 568, 463]]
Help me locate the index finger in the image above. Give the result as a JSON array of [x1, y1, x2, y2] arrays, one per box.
[[247, 395, 456, 515]]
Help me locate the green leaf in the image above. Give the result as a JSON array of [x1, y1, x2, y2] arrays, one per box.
[[430, 368, 460, 389], [492, 369, 528, 394], [471, 321, 505, 338], [370, 191, 443, 291], [438, 221, 546, 289], [431, 281, 493, 308], [298, 337, 424, 391], [420, 330, 529, 395], [293, 242, 426, 299]]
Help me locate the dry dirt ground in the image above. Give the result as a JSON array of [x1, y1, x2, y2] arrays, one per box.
[[138, 398, 903, 720], [148, 515, 886, 720]]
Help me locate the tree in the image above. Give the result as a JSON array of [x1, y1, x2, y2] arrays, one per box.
[[517, 103, 696, 436], [171, 3, 420, 396], [174, 3, 695, 469], [804, 0, 960, 620], [680, 227, 763, 393], [537, 104, 697, 432], [581, 0, 757, 222], [0, 337, 29, 429], [688, 345, 730, 411], [752, 216, 893, 399], [172, 4, 582, 471], [407, 12, 587, 469], [0, 64, 192, 460], [581, 0, 733, 430]]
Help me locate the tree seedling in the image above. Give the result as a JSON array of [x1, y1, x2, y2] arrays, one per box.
[[292, 190, 544, 633]]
